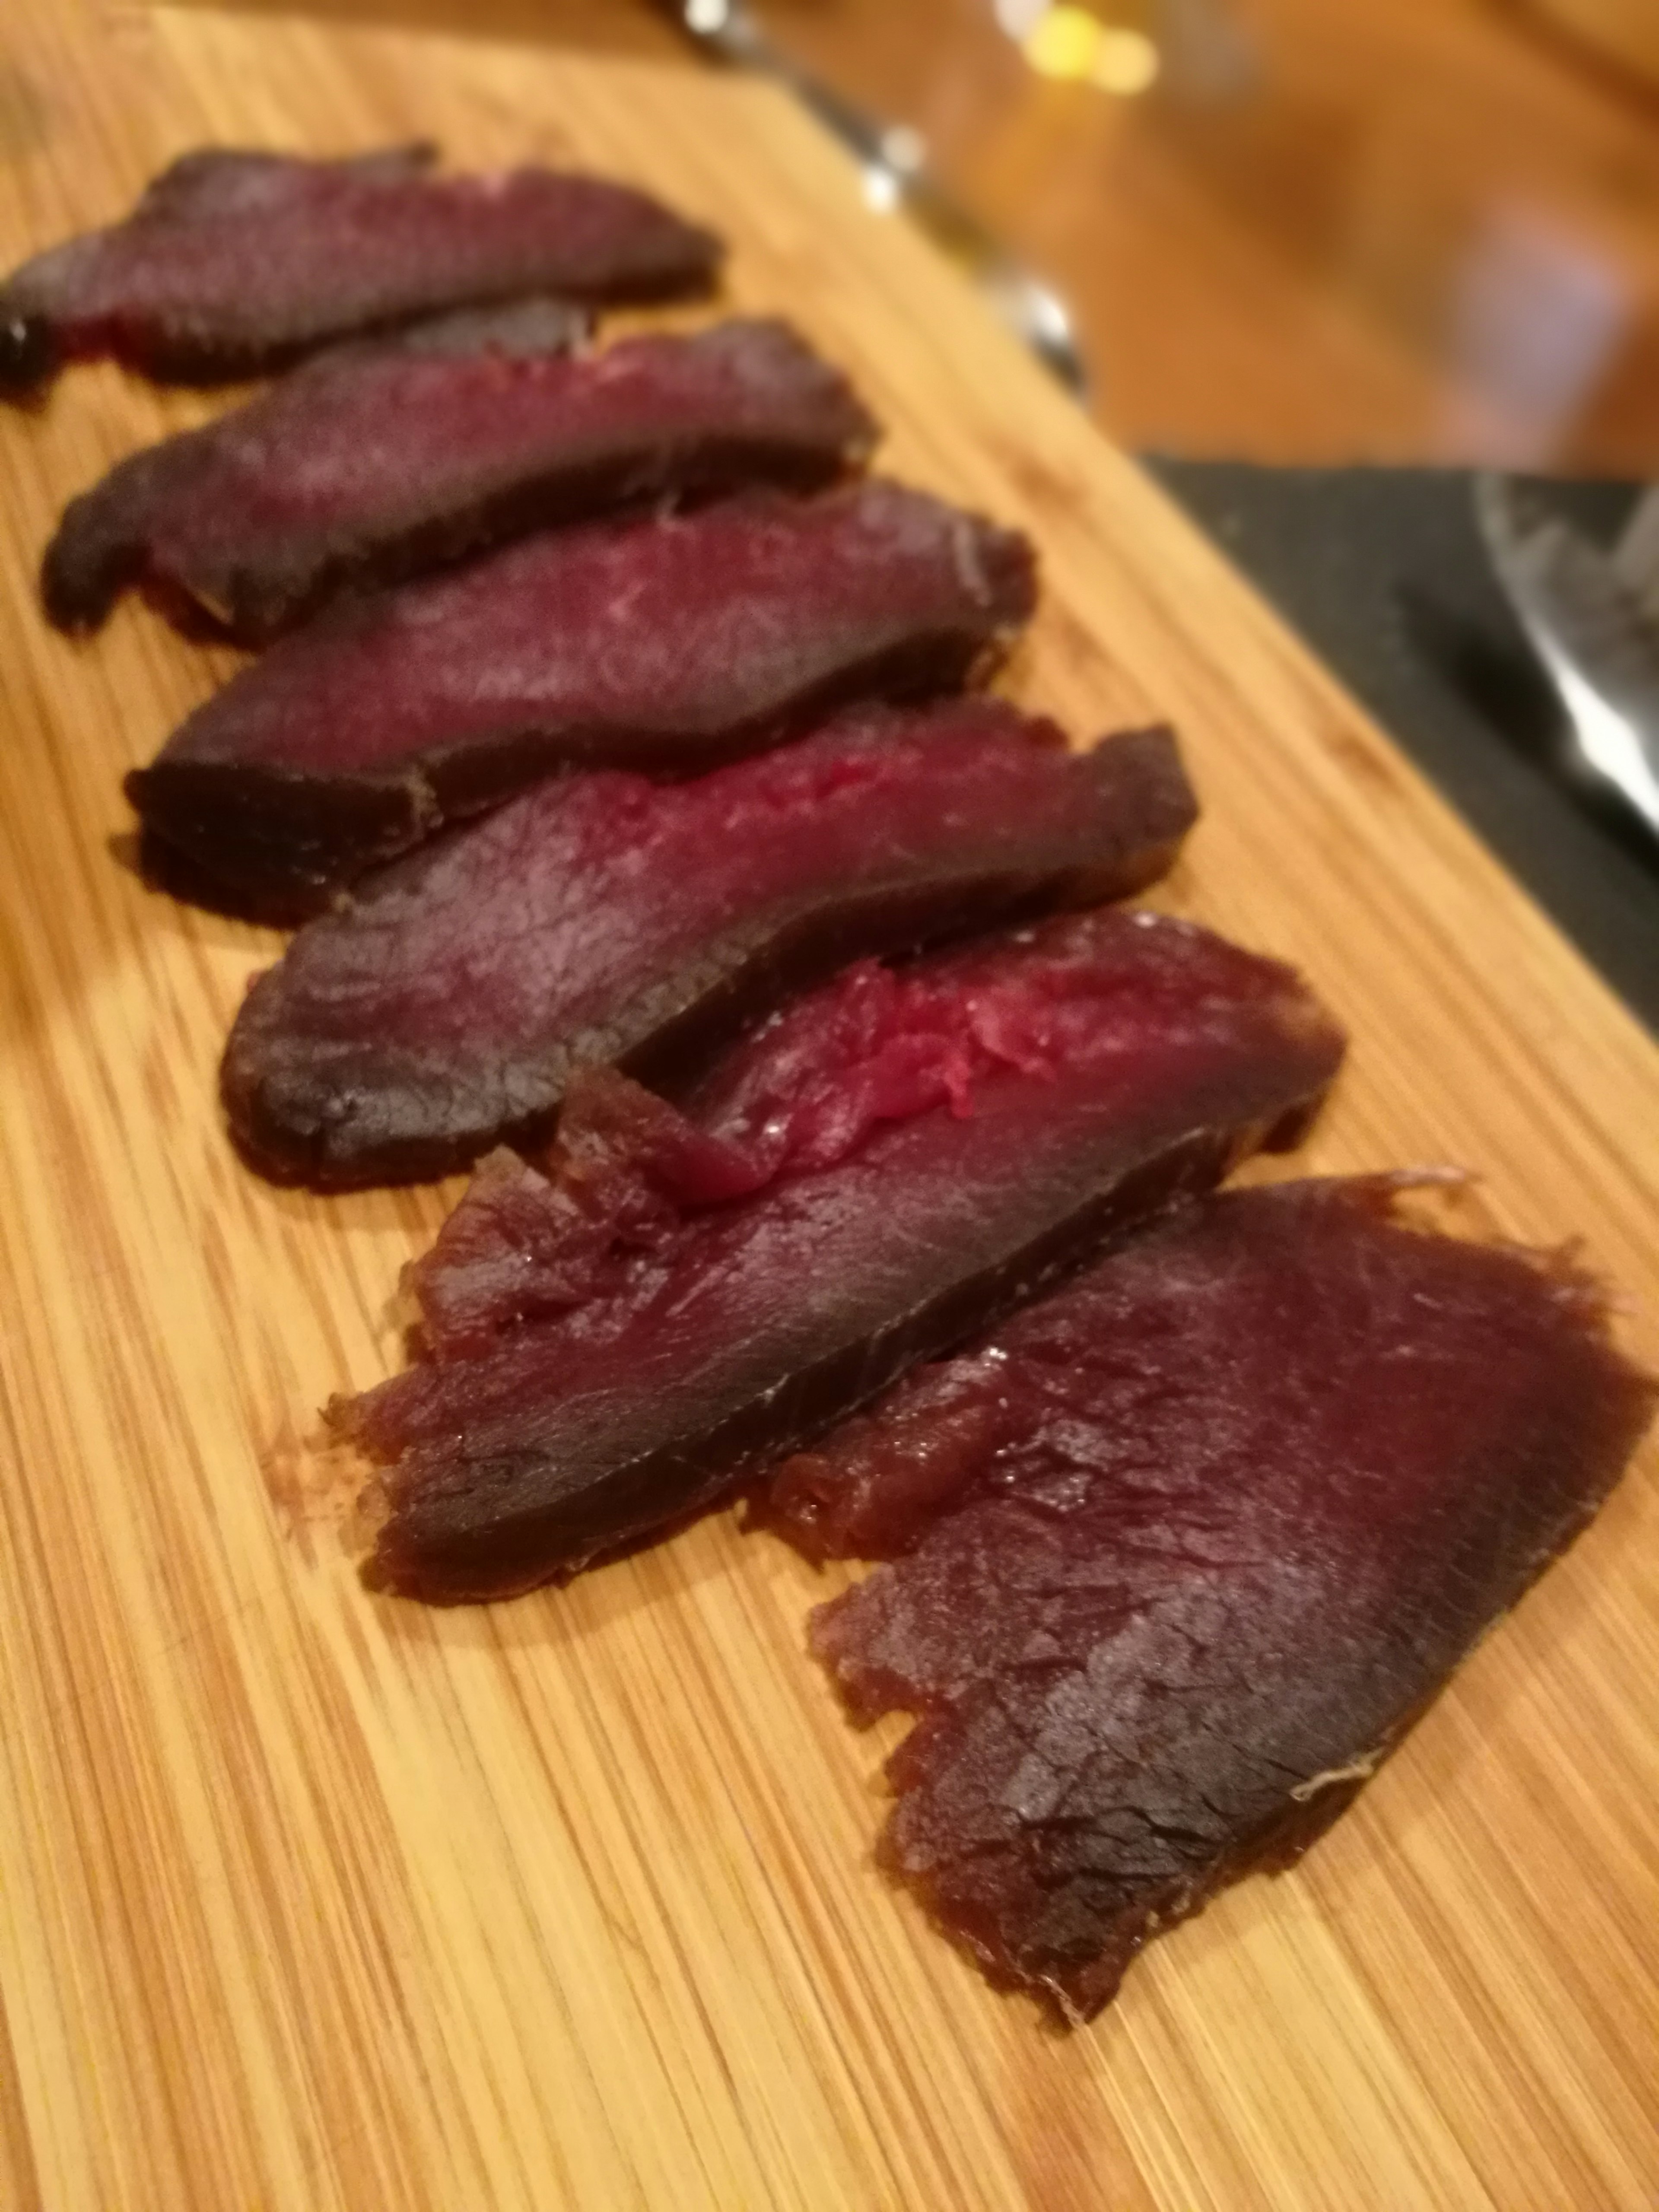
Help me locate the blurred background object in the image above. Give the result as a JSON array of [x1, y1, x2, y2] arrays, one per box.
[[1517, 0, 1659, 92], [173, 0, 1659, 473], [648, 0, 1089, 394]]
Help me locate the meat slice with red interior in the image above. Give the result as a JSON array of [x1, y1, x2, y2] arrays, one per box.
[[43, 316, 878, 642], [1, 144, 722, 402], [222, 707, 1198, 1189], [331, 910, 1346, 1603], [126, 481, 1039, 919], [774, 1178, 1653, 2022]]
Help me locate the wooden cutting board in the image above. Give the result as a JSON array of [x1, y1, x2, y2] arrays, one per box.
[[1, 5, 1656, 2206]]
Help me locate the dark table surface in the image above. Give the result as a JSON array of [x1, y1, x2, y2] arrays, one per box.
[[1147, 461, 1658, 1032]]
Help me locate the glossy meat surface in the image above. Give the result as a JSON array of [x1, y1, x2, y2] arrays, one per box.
[[44, 316, 874, 641], [779, 1179, 1653, 2021], [222, 707, 1198, 1188], [333, 911, 1345, 1602], [127, 481, 1038, 917], [0, 144, 721, 400]]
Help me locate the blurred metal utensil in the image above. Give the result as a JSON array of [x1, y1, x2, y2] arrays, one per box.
[[647, 0, 1090, 399], [1610, 485, 1659, 626], [1476, 474, 1659, 843]]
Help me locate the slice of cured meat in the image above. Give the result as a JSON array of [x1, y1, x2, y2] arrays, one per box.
[[222, 707, 1198, 1189], [43, 317, 878, 642], [331, 910, 1346, 1603], [126, 481, 1039, 919], [0, 144, 722, 402], [776, 1178, 1653, 2021]]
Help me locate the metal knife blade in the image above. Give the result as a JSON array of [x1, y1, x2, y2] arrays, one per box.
[[1477, 475, 1659, 843]]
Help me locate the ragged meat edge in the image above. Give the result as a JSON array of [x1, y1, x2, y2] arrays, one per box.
[[791, 1176, 1654, 2022]]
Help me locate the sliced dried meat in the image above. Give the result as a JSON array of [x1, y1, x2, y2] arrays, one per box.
[[126, 481, 1039, 919], [332, 910, 1346, 1602], [222, 707, 1197, 1189], [43, 316, 877, 642], [780, 1178, 1653, 2021], [0, 144, 722, 402]]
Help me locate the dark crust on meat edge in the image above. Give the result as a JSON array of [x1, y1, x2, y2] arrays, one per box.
[[913, 1714, 1400, 2025], [37, 299, 597, 637], [871, 1571, 1608, 2025], [794, 1176, 1655, 2022], [101, 259, 721, 388], [0, 143, 724, 403], [127, 624, 1033, 924], [362, 1099, 1331, 1604], [48, 430, 868, 645], [219, 725, 1197, 1190], [41, 313, 877, 642]]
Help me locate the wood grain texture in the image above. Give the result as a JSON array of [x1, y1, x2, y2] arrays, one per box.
[[0, 5, 1656, 2207]]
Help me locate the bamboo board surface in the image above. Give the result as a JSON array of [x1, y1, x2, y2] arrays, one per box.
[[0, 5, 1656, 2206]]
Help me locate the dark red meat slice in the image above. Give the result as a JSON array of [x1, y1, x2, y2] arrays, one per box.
[[222, 706, 1197, 1189], [331, 910, 1346, 1602], [776, 1179, 1653, 2022], [43, 317, 877, 642], [0, 144, 721, 401], [125, 481, 1039, 919]]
